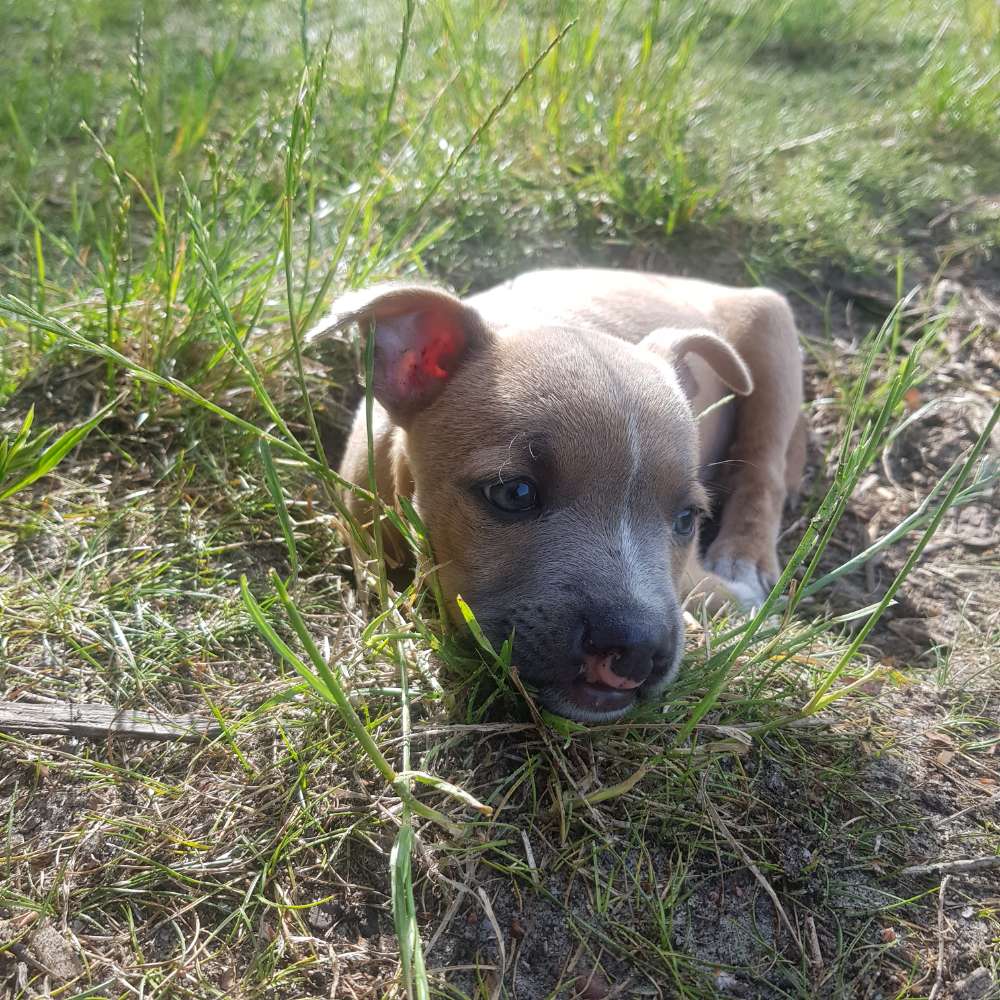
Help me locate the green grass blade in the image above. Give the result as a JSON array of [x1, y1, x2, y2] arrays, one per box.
[[258, 440, 299, 580], [0, 401, 114, 501]]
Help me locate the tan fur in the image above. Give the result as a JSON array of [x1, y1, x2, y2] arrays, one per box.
[[316, 268, 804, 719]]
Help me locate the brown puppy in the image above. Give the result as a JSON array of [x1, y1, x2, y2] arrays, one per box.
[[308, 269, 805, 721]]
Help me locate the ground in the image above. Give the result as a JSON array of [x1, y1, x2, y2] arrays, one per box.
[[1, 1, 999, 998]]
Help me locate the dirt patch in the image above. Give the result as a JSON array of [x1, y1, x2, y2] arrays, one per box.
[[785, 272, 1000, 675], [417, 683, 999, 999]]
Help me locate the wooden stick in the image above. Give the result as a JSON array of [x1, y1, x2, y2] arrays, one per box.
[[0, 702, 222, 743], [928, 875, 951, 1000], [901, 857, 1000, 878]]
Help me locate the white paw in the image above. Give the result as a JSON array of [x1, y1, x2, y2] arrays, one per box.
[[703, 555, 773, 610]]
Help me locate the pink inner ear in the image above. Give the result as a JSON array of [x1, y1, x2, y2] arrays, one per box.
[[416, 308, 462, 381], [378, 305, 468, 417]]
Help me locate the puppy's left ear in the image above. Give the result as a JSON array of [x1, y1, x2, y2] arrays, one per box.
[[306, 281, 492, 425], [639, 327, 753, 397]]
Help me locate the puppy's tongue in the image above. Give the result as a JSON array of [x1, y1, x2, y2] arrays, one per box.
[[582, 652, 641, 690]]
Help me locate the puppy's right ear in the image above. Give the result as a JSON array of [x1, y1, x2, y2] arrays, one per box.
[[307, 283, 492, 425], [639, 326, 753, 398]]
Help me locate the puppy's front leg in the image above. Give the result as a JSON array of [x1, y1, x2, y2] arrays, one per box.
[[704, 289, 804, 607], [681, 554, 749, 617]]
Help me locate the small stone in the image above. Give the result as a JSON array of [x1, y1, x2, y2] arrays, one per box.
[[714, 970, 749, 997], [574, 968, 611, 999], [29, 923, 83, 983], [954, 967, 995, 1000], [307, 905, 333, 931]]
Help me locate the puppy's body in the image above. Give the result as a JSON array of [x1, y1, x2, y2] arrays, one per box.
[[319, 269, 804, 721]]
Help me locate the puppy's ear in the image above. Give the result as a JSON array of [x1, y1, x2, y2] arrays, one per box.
[[639, 327, 753, 398], [307, 283, 492, 424]]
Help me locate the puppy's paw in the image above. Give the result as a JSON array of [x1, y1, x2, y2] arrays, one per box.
[[703, 542, 778, 610]]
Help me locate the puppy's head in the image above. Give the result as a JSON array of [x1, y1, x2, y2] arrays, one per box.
[[329, 282, 751, 721]]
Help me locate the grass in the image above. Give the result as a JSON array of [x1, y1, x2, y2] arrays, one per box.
[[1, 0, 999, 997]]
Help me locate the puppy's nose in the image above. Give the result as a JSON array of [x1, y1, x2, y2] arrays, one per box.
[[580, 613, 674, 689]]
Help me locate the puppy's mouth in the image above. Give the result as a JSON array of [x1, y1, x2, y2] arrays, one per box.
[[562, 652, 645, 717]]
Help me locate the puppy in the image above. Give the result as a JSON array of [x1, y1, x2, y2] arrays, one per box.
[[309, 269, 805, 722]]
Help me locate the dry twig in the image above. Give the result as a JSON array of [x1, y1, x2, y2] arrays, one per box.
[[0, 702, 222, 742], [901, 857, 1000, 878], [928, 875, 951, 1000]]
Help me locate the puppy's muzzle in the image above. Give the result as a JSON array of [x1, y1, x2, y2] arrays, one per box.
[[559, 608, 680, 719]]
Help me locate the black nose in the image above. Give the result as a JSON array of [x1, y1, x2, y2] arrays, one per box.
[[580, 609, 675, 687]]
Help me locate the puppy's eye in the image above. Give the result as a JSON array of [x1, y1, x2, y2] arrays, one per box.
[[483, 477, 539, 514], [673, 507, 698, 536]]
